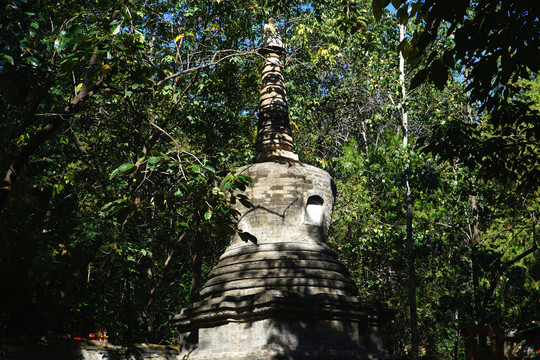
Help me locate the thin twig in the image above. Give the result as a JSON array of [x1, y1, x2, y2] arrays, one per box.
[[155, 50, 257, 87]]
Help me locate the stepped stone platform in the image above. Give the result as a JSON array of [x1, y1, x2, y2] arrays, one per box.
[[174, 295, 391, 360]]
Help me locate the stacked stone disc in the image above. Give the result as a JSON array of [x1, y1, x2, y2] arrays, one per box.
[[255, 32, 299, 163], [200, 243, 357, 299]]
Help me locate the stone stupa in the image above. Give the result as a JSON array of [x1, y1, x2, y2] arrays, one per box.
[[172, 19, 393, 360]]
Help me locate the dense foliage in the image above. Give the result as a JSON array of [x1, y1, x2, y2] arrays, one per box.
[[1, 0, 538, 357], [373, 0, 540, 191]]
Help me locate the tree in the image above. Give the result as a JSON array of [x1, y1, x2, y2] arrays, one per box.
[[285, 2, 480, 356], [289, 2, 539, 358], [373, 0, 540, 191], [398, 7, 419, 359], [369, 1, 540, 356], [0, 0, 262, 341], [0, 0, 374, 342], [0, 0, 258, 209]]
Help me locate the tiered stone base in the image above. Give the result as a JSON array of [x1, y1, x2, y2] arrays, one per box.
[[199, 243, 357, 298], [173, 291, 393, 359], [172, 159, 394, 359]]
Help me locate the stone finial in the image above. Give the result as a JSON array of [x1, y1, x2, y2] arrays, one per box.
[[264, 17, 279, 35], [255, 19, 298, 163]]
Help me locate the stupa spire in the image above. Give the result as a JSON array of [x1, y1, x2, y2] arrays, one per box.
[[255, 18, 298, 163]]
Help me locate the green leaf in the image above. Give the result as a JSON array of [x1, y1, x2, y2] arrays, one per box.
[[236, 175, 252, 184], [398, 39, 412, 57], [27, 57, 39, 67], [237, 194, 253, 208], [202, 164, 215, 173], [204, 210, 212, 220], [188, 164, 202, 174], [148, 156, 161, 165], [372, 0, 383, 21], [3, 54, 14, 65], [118, 163, 137, 173], [397, 5, 409, 26], [409, 68, 429, 90], [110, 163, 137, 179], [112, 24, 121, 35], [100, 199, 125, 214], [429, 59, 448, 90], [137, 153, 146, 163], [220, 180, 231, 190], [109, 168, 120, 179], [390, 0, 402, 9], [174, 188, 183, 197]]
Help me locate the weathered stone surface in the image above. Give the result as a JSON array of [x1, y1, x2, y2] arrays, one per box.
[[256, 143, 295, 154], [255, 149, 299, 163], [257, 132, 294, 143], [260, 89, 287, 99], [228, 162, 335, 246], [258, 33, 284, 55], [260, 92, 287, 103], [175, 291, 391, 326], [259, 98, 287, 108], [172, 20, 393, 360], [192, 162, 347, 300], [174, 291, 393, 359], [199, 247, 356, 298], [173, 161, 393, 359], [255, 27, 297, 163], [257, 120, 291, 130]]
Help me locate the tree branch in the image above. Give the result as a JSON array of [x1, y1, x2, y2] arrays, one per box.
[[155, 50, 257, 87], [0, 50, 104, 210]]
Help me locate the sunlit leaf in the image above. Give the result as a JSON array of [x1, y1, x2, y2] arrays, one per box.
[[148, 156, 161, 165]]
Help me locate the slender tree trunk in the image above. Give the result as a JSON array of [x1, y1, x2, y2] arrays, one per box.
[[406, 200, 418, 358], [360, 121, 369, 155], [470, 193, 486, 345], [143, 203, 156, 342], [400, 28, 408, 149], [146, 232, 186, 311], [190, 232, 203, 303], [465, 68, 485, 343], [453, 309, 460, 360], [400, 19, 419, 360]]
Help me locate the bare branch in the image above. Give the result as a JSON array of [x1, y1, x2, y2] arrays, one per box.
[[155, 50, 257, 87]]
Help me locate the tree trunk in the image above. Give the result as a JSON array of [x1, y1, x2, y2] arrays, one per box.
[[190, 232, 203, 303], [143, 204, 156, 342], [0, 51, 103, 210], [470, 193, 487, 346], [400, 19, 419, 360], [0, 0, 127, 210], [453, 309, 460, 360], [406, 200, 418, 359]]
